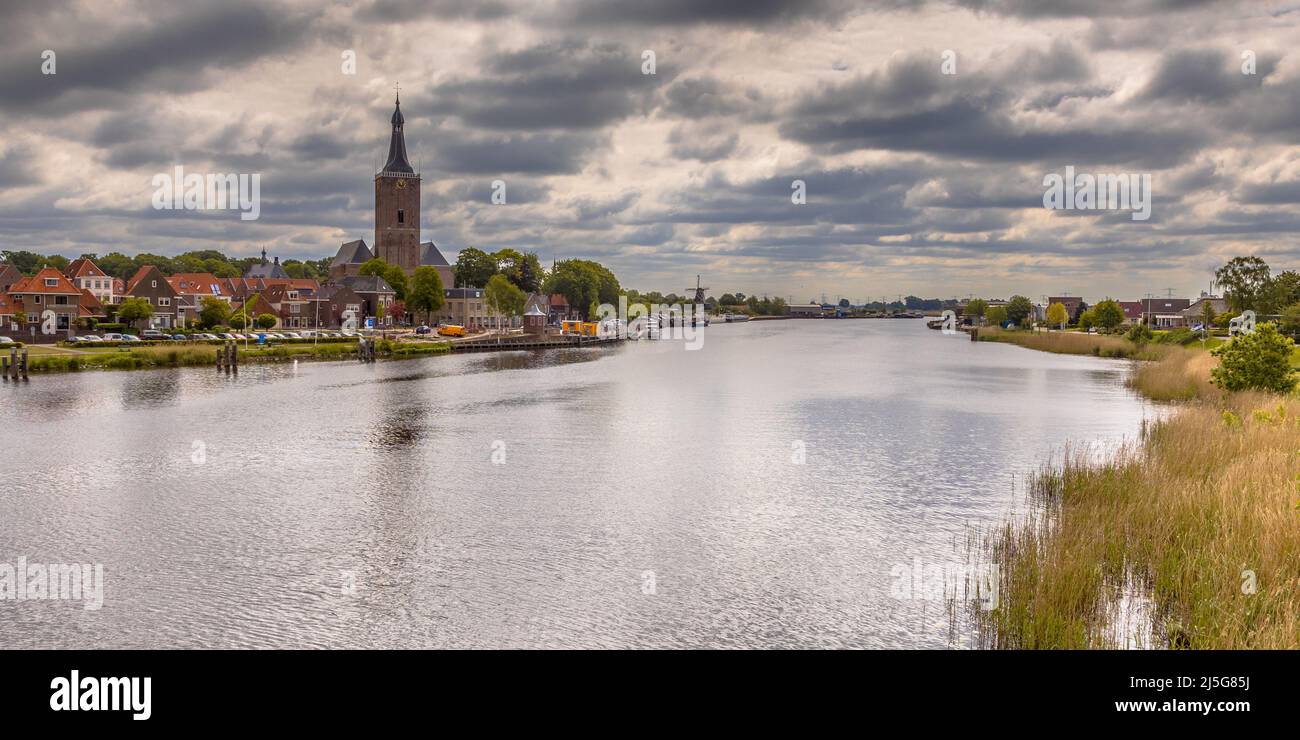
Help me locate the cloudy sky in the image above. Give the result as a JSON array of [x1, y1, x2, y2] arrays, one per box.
[[1, 0, 1297, 303]]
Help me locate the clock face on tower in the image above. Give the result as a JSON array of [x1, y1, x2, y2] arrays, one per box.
[[396, 179, 407, 189]]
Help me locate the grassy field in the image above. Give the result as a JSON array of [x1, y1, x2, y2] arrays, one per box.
[[976, 327, 1169, 360], [971, 335, 1300, 649], [18, 340, 451, 373]]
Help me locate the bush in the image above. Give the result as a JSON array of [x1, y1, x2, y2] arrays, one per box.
[[1125, 323, 1154, 344], [1155, 327, 1198, 346], [1210, 322, 1297, 394]]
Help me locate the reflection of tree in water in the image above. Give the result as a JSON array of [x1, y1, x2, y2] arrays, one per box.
[[467, 347, 613, 373]]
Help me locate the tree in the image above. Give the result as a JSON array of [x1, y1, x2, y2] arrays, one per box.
[[1045, 302, 1068, 329], [383, 265, 409, 301], [542, 259, 621, 319], [1269, 270, 1300, 312], [390, 300, 407, 326], [1211, 322, 1297, 394], [1092, 299, 1124, 331], [453, 247, 497, 288], [985, 305, 1008, 326], [1199, 300, 1217, 336], [1125, 323, 1154, 343], [1006, 295, 1033, 327], [1280, 302, 1300, 338], [485, 273, 526, 335], [1078, 309, 1097, 330], [1215, 256, 1272, 313], [118, 297, 153, 329], [199, 296, 231, 329], [256, 314, 278, 330], [838, 298, 850, 308], [720, 293, 737, 305], [965, 299, 989, 323], [407, 266, 445, 325]]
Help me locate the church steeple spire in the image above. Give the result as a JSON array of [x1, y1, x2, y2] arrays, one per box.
[[382, 92, 414, 175]]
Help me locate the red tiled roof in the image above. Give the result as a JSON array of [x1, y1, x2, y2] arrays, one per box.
[[9, 267, 81, 295], [167, 273, 225, 296], [65, 258, 108, 279]]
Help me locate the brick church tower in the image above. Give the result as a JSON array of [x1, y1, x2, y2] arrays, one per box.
[[375, 94, 421, 273]]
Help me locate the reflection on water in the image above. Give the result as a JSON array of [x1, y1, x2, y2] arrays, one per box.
[[0, 320, 1154, 648]]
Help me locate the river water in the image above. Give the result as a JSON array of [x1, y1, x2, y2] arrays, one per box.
[[0, 320, 1153, 648]]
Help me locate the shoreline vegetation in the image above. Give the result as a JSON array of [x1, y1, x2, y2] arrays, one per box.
[[969, 327, 1300, 649], [14, 339, 451, 373]]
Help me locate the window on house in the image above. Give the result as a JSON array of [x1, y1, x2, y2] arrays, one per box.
[[159, 298, 170, 307], [55, 296, 68, 305], [45, 278, 57, 287], [151, 280, 157, 288], [33, 295, 41, 304], [397, 209, 405, 224]]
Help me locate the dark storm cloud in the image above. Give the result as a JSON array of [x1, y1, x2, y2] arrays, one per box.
[[357, 0, 513, 22], [427, 41, 668, 131], [564, 0, 868, 26], [431, 131, 607, 175], [0, 2, 317, 109], [952, 0, 1222, 18], [1142, 49, 1279, 102], [0, 147, 40, 188], [779, 50, 1208, 167]]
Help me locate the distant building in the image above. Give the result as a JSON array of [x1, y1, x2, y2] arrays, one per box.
[[338, 275, 397, 326], [125, 265, 181, 329], [1047, 296, 1087, 323], [6, 267, 83, 338], [1181, 296, 1228, 327], [244, 249, 290, 280], [1119, 301, 1144, 325], [789, 303, 824, 317], [1139, 297, 1192, 328], [442, 287, 491, 329]]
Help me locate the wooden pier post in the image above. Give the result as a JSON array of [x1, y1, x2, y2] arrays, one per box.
[[19, 348, 27, 380]]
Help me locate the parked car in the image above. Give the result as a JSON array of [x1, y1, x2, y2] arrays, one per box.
[[141, 329, 166, 339], [0, 336, 14, 344], [121, 334, 142, 342], [281, 332, 301, 339], [101, 333, 124, 342], [217, 333, 236, 340], [172, 334, 187, 341], [415, 325, 432, 335], [79, 335, 103, 342]]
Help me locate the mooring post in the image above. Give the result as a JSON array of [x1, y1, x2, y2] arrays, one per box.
[[970, 327, 978, 342], [20, 348, 28, 380], [1, 354, 8, 381]]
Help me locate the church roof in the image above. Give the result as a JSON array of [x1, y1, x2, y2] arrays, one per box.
[[340, 275, 395, 294], [245, 249, 290, 279], [332, 239, 374, 268], [381, 95, 414, 175], [419, 241, 449, 267]]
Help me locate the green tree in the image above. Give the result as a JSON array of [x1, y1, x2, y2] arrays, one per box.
[[1210, 322, 1297, 394], [1092, 299, 1125, 331], [1006, 295, 1033, 327], [256, 314, 278, 330], [1045, 302, 1068, 329], [407, 266, 446, 325], [1215, 256, 1272, 313], [1269, 270, 1300, 312], [985, 305, 1008, 326], [1280, 302, 1300, 338], [965, 298, 989, 323], [485, 273, 526, 334], [542, 259, 620, 319], [1078, 309, 1097, 330], [453, 247, 498, 288], [198, 296, 231, 329], [1125, 323, 1154, 344], [118, 297, 154, 329], [1199, 300, 1217, 336]]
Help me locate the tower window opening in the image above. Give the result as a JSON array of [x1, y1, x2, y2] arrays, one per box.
[[397, 209, 405, 224]]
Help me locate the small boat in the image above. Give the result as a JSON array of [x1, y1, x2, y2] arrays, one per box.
[[724, 313, 751, 323]]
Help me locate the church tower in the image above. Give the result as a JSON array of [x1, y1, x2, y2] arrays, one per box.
[[375, 93, 421, 273]]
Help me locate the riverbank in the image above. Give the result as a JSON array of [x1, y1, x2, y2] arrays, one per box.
[[16, 339, 452, 373], [972, 331, 1300, 648]]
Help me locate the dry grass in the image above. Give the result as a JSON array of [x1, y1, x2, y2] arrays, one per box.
[[978, 327, 1167, 360], [977, 345, 1300, 649]]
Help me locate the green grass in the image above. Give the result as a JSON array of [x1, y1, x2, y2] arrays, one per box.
[[22, 340, 451, 373]]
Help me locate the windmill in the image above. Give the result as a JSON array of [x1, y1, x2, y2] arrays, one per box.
[[686, 275, 709, 306]]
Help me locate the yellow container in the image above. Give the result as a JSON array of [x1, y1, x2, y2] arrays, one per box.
[[438, 325, 467, 337]]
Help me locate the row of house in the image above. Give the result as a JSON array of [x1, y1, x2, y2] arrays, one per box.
[[2, 244, 581, 342], [1044, 294, 1228, 329]]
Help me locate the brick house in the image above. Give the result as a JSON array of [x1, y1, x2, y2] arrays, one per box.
[[338, 275, 396, 326], [1139, 297, 1192, 328], [6, 267, 84, 340], [125, 265, 181, 329], [1047, 296, 1088, 323]]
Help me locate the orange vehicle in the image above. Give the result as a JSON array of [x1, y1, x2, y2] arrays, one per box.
[[438, 324, 467, 337], [561, 320, 599, 337]]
